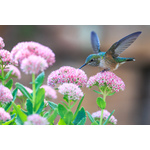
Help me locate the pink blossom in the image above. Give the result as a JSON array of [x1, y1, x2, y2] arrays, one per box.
[[0, 37, 5, 49], [0, 84, 13, 103], [0, 65, 21, 79], [20, 55, 48, 74], [11, 41, 55, 66], [0, 49, 18, 66], [58, 83, 84, 101], [0, 107, 11, 122], [24, 114, 49, 125], [87, 71, 125, 92], [41, 85, 57, 100], [47, 66, 88, 87], [92, 110, 117, 124], [17, 86, 32, 97]]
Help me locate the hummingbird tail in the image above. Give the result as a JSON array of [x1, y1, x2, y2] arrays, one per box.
[[126, 58, 135, 61]]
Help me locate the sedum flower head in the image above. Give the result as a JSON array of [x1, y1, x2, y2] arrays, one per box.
[[0, 65, 21, 79], [87, 71, 125, 92], [47, 66, 88, 87], [92, 110, 117, 124], [11, 41, 55, 66], [24, 114, 49, 125], [20, 55, 48, 74], [41, 85, 57, 100], [0, 84, 13, 103], [0, 107, 11, 122], [0, 49, 18, 66], [0, 37, 5, 49], [58, 83, 84, 101]]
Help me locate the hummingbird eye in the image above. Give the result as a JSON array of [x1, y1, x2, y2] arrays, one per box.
[[91, 59, 94, 62]]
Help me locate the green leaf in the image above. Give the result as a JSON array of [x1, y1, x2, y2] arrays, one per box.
[[63, 111, 73, 125], [5, 79, 13, 90], [47, 108, 58, 124], [0, 75, 3, 81], [77, 117, 86, 125], [12, 102, 27, 125], [35, 71, 45, 91], [91, 121, 99, 125], [108, 92, 116, 96], [2, 114, 16, 125], [73, 107, 86, 125], [70, 100, 77, 109], [93, 90, 102, 95], [5, 88, 18, 112], [4, 70, 13, 80], [2, 114, 15, 125], [103, 110, 115, 125], [61, 101, 69, 109], [43, 109, 53, 118], [58, 104, 68, 119], [73, 95, 84, 120], [58, 118, 67, 125], [63, 95, 69, 103], [34, 88, 45, 114], [15, 82, 32, 101], [86, 111, 95, 123], [96, 97, 106, 109], [26, 99, 33, 115], [48, 101, 58, 110]]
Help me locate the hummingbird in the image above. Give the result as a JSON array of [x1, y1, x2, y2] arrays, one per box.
[[79, 31, 142, 72]]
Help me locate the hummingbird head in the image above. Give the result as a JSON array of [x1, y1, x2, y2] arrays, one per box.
[[79, 54, 100, 69]]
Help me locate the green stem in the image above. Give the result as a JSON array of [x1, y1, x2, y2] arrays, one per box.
[[100, 109, 104, 125], [1, 62, 5, 85], [68, 100, 71, 110], [99, 86, 107, 125], [32, 73, 36, 113]]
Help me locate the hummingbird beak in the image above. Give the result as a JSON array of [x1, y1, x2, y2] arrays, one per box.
[[79, 63, 87, 69]]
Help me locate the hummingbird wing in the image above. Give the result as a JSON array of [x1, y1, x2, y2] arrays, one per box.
[[91, 31, 101, 54], [106, 31, 142, 58]]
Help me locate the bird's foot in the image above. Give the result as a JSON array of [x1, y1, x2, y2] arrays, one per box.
[[101, 69, 109, 73]]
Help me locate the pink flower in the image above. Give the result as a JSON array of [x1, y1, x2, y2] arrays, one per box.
[[47, 66, 88, 87], [0, 107, 11, 122], [0, 65, 21, 79], [0, 84, 13, 103], [41, 85, 57, 100], [87, 71, 125, 92], [17, 86, 32, 97], [0, 37, 5, 49], [58, 83, 84, 101], [92, 110, 117, 124], [24, 114, 49, 125], [0, 49, 18, 66], [11, 41, 55, 66], [20, 55, 48, 74]]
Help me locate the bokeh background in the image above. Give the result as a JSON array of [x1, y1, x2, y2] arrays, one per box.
[[1, 25, 150, 125]]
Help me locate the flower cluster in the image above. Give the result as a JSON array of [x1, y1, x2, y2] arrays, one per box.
[[0, 65, 21, 79], [11, 41, 55, 66], [20, 55, 48, 74], [24, 114, 49, 125], [0, 107, 11, 122], [87, 71, 125, 92], [58, 83, 84, 101], [0, 84, 13, 103], [92, 110, 117, 124], [41, 85, 57, 100], [0, 37, 5, 49], [47, 66, 88, 87], [0, 49, 18, 66]]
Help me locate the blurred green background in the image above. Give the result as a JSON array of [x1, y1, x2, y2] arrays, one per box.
[[1, 25, 150, 125]]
